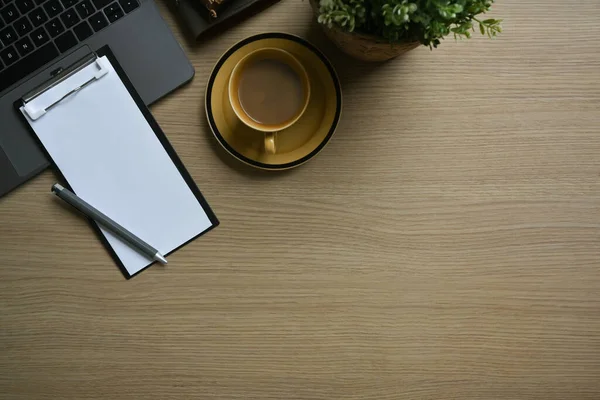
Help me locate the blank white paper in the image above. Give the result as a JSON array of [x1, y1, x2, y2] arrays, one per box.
[[21, 56, 213, 276]]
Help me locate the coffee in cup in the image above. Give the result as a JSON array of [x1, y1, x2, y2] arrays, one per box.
[[228, 48, 311, 154]]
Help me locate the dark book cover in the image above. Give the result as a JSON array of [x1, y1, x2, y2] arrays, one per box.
[[170, 0, 283, 41]]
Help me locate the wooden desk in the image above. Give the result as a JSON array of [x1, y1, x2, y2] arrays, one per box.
[[1, 0, 599, 398]]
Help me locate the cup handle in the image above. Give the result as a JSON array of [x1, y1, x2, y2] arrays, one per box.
[[264, 132, 277, 154]]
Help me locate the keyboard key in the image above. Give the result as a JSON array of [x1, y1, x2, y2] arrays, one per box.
[[103, 2, 118, 13], [43, 0, 63, 17], [54, 29, 76, 52], [59, 8, 79, 27], [29, 7, 48, 26], [14, 16, 33, 36], [34, 0, 48, 5], [103, 2, 122, 22], [0, 25, 17, 45], [0, 4, 20, 24], [0, 59, 4, 71], [30, 26, 49, 45], [88, 11, 107, 31], [60, 0, 78, 7], [91, 0, 110, 10], [15, 0, 36, 13], [105, 7, 122, 23], [15, 36, 34, 56], [0, 45, 18, 65], [118, 0, 137, 13], [72, 20, 90, 40], [75, 0, 93, 18], [45, 17, 63, 36], [0, 42, 58, 92]]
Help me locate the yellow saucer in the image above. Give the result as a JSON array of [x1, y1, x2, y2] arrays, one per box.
[[206, 33, 342, 170]]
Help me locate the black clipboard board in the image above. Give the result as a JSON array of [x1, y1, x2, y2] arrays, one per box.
[[16, 45, 219, 279]]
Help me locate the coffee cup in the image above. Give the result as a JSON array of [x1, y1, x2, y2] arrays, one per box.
[[228, 48, 311, 154]]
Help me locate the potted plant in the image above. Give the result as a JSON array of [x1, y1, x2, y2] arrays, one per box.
[[310, 0, 502, 61]]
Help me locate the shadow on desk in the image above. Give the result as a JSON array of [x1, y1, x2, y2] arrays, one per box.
[[303, 20, 386, 89]]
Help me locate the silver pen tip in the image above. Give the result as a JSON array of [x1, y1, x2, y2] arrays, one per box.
[[52, 183, 64, 192], [154, 252, 168, 265]]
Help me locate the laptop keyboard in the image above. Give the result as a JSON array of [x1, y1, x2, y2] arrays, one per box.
[[0, 0, 139, 93]]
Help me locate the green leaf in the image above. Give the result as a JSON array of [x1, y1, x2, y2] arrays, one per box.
[[451, 4, 463, 13], [479, 23, 485, 35]]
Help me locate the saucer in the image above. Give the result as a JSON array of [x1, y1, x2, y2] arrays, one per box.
[[206, 33, 342, 170]]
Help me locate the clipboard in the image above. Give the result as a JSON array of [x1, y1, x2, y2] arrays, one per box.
[[16, 46, 219, 279]]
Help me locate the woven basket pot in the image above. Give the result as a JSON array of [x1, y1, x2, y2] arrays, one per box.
[[309, 0, 420, 62]]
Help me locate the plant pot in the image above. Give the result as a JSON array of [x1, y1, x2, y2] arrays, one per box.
[[309, 0, 420, 62]]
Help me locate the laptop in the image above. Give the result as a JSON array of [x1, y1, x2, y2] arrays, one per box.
[[0, 0, 194, 197]]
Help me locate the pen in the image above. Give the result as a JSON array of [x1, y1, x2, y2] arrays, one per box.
[[51, 183, 167, 264]]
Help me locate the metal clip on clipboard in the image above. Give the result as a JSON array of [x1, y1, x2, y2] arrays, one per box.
[[21, 53, 109, 121]]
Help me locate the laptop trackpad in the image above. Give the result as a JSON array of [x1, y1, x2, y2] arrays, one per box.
[[0, 46, 92, 177]]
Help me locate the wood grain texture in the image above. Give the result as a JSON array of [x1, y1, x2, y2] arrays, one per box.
[[1, 0, 600, 398]]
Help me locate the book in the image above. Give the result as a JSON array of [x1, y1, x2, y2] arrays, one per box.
[[170, 0, 283, 41]]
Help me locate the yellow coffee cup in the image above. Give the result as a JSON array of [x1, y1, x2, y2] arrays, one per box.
[[228, 48, 311, 154]]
